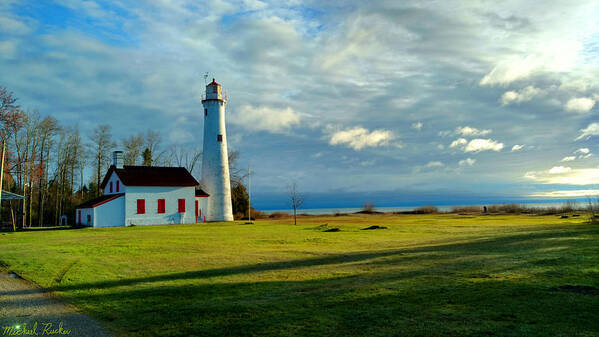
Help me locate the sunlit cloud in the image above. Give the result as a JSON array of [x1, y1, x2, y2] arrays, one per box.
[[464, 139, 504, 153], [501, 86, 543, 105], [549, 166, 571, 174], [329, 126, 395, 150], [511, 144, 524, 152], [450, 138, 467, 148], [565, 97, 595, 113], [529, 190, 599, 198], [455, 126, 491, 137], [575, 123, 599, 140], [459, 158, 476, 166], [525, 167, 599, 185], [425, 161, 444, 168], [232, 105, 300, 133]]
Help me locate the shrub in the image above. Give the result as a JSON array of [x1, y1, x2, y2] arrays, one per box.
[[363, 202, 375, 212], [413, 205, 439, 214], [450, 206, 482, 214], [268, 212, 290, 219]]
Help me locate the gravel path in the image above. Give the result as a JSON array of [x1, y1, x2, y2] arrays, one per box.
[[0, 270, 114, 337]]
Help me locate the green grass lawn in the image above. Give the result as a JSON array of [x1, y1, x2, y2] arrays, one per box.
[[1, 214, 598, 336]]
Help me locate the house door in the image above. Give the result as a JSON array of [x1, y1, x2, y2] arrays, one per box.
[[87, 214, 91, 225], [78, 211, 81, 224]]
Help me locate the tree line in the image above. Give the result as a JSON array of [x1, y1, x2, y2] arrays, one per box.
[[0, 86, 249, 228]]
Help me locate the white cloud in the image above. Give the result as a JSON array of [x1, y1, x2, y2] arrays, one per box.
[[329, 126, 395, 150], [459, 158, 476, 166], [576, 123, 599, 140], [243, 0, 268, 10], [561, 156, 576, 162], [425, 161, 444, 168], [411, 122, 423, 131], [549, 166, 571, 174], [450, 138, 467, 148], [525, 167, 599, 185], [480, 39, 583, 86], [0, 15, 32, 35], [455, 126, 491, 137], [464, 139, 504, 153], [575, 148, 590, 155], [529, 190, 599, 198], [0, 40, 16, 59], [511, 144, 523, 152], [501, 86, 543, 105], [565, 97, 595, 113], [233, 105, 300, 133]]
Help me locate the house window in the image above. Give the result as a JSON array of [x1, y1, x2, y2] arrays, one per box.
[[116, 181, 120, 192], [157, 199, 165, 214], [137, 199, 146, 214], [205, 108, 207, 116], [217, 134, 222, 142], [178, 199, 185, 213], [109, 182, 113, 193]]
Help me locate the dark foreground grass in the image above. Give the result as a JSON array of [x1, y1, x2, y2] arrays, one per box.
[[0, 214, 598, 336]]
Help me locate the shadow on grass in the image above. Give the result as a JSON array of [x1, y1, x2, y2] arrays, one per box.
[[4, 225, 599, 336]]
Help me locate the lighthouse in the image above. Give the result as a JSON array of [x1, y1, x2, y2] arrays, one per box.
[[200, 78, 234, 221]]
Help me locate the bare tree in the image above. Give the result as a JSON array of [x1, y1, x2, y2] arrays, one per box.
[[144, 130, 164, 165], [122, 133, 143, 165], [167, 144, 202, 177], [287, 181, 304, 225], [89, 125, 114, 197], [0, 87, 26, 227], [37, 116, 58, 226]]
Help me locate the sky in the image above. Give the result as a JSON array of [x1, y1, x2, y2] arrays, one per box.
[[1, 0, 598, 209]]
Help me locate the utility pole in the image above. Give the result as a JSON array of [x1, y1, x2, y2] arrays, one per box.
[[248, 165, 251, 222], [0, 140, 5, 228]]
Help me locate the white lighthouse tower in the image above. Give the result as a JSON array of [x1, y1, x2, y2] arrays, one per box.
[[200, 78, 234, 221]]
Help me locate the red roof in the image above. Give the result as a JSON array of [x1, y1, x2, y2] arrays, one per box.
[[100, 165, 199, 189], [76, 193, 124, 209], [207, 78, 220, 86]]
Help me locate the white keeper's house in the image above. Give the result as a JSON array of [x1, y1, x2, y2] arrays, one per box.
[[76, 78, 234, 227], [76, 151, 210, 228]]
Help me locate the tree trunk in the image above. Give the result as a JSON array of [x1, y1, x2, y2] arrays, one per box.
[[293, 206, 297, 225]]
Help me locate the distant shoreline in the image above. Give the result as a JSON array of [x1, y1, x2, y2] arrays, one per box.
[[260, 200, 593, 215]]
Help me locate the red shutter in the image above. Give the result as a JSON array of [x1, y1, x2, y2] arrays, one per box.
[[116, 181, 120, 192], [109, 182, 113, 193], [157, 199, 165, 214], [195, 200, 199, 217], [137, 199, 145, 214], [178, 199, 185, 213]]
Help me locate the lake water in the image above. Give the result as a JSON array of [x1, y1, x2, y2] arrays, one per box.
[[261, 201, 588, 215]]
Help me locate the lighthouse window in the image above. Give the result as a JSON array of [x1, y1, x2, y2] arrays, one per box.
[[204, 108, 207, 116], [212, 86, 217, 93], [217, 134, 223, 142]]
